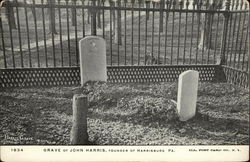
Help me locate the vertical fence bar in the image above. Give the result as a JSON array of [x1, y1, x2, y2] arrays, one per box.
[[159, 0, 164, 32], [177, 1, 183, 65], [138, 0, 142, 65], [124, 0, 127, 65], [117, 1, 122, 65], [225, 2, 233, 65], [73, 1, 79, 66], [241, 23, 248, 71], [164, 1, 170, 64], [189, 2, 195, 64], [7, 2, 15, 68], [195, 1, 202, 64], [82, 0, 85, 38], [66, 0, 71, 66], [157, 0, 164, 65], [117, 1, 121, 66], [97, 0, 101, 29], [207, 2, 213, 64], [207, 3, 215, 64], [170, 1, 176, 65], [213, 12, 220, 64], [116, 1, 119, 65], [58, 0, 63, 67], [109, 1, 113, 65], [91, 0, 97, 35], [151, 2, 155, 64], [234, 2, 244, 69], [219, 0, 231, 66], [144, 1, 148, 65], [238, 11, 247, 69], [87, 0, 90, 24], [131, 0, 134, 65], [245, 31, 248, 72], [183, 0, 189, 65], [227, 14, 232, 66], [32, 0, 40, 67], [49, 0, 56, 67], [206, 14, 213, 64], [102, 0, 105, 38], [229, 13, 237, 66], [201, 0, 210, 65], [15, 0, 23, 67], [41, 0, 48, 67], [5, 1, 16, 30], [0, 17, 6, 68], [97, 0, 102, 29], [24, 0, 31, 67]]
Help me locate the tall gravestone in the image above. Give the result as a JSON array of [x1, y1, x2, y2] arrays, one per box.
[[79, 36, 107, 86], [177, 70, 199, 121]]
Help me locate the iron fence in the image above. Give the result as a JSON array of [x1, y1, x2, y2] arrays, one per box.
[[0, 0, 249, 88]]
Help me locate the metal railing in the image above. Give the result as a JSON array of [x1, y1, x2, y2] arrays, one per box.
[[0, 0, 249, 71]]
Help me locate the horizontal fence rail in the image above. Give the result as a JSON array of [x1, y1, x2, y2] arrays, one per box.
[[0, 0, 249, 88], [0, 65, 224, 88]]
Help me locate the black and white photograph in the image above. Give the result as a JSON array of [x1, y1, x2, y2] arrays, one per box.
[[0, 0, 249, 161]]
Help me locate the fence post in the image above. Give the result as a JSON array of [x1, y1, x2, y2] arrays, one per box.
[[218, 0, 231, 65], [91, 0, 97, 35], [70, 94, 88, 145]]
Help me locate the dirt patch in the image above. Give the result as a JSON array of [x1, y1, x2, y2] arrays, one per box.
[[0, 82, 249, 145]]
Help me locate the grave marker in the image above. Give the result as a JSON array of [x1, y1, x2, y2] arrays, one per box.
[[177, 70, 199, 121], [70, 94, 88, 144], [79, 36, 107, 86]]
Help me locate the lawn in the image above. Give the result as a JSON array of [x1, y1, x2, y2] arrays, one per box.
[[0, 82, 249, 145]]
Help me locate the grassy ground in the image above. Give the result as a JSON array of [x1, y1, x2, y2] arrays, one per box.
[[0, 82, 249, 145]]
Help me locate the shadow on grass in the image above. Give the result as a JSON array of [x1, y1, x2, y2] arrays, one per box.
[[88, 105, 249, 144]]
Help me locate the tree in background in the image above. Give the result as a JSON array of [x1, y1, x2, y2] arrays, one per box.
[[47, 0, 57, 34], [2, 0, 16, 30]]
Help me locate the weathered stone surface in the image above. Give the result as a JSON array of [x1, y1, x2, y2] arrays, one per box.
[[70, 94, 88, 145], [79, 36, 107, 86], [177, 70, 199, 121]]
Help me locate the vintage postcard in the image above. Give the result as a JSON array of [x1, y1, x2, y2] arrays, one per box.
[[0, 0, 249, 161]]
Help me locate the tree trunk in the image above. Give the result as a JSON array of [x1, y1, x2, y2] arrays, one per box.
[[198, 12, 213, 50], [146, 1, 150, 21], [97, 0, 101, 28], [87, 0, 91, 24], [114, 1, 122, 45], [112, 8, 116, 37], [91, 0, 97, 35], [159, 0, 165, 32], [71, 0, 77, 26], [47, 0, 57, 34], [5, 1, 16, 30]]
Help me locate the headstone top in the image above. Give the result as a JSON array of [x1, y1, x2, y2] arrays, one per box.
[[179, 70, 199, 77]]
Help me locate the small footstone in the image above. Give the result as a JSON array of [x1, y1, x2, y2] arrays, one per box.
[[177, 70, 199, 121]]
